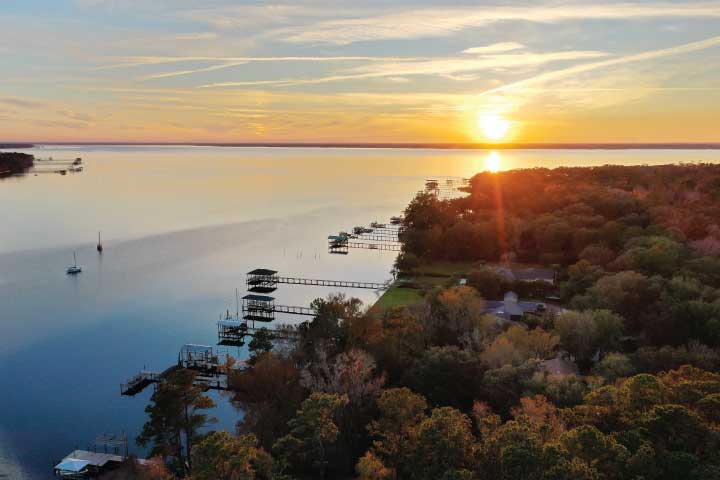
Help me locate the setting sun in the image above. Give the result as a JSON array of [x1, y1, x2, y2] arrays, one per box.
[[478, 113, 510, 142]]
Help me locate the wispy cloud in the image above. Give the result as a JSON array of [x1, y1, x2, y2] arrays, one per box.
[[463, 43, 525, 54], [278, 3, 720, 44], [142, 61, 248, 80], [174, 32, 218, 41], [96, 55, 421, 71], [476, 34, 720, 97], [198, 50, 608, 88]]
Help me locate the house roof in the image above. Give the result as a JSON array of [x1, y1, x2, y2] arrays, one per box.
[[243, 294, 275, 301], [247, 268, 277, 275], [55, 450, 123, 470]]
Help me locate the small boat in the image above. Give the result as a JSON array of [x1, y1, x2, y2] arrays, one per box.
[[66, 252, 82, 275], [96, 231, 103, 253]]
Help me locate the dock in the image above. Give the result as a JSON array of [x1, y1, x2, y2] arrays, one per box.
[[217, 319, 302, 346], [120, 344, 235, 396], [247, 268, 389, 293], [241, 294, 317, 322], [328, 236, 402, 254]]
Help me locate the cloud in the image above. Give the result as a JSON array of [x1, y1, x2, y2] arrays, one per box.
[[142, 61, 248, 80], [198, 50, 608, 88], [96, 55, 421, 71], [174, 32, 218, 41], [278, 3, 720, 44], [476, 34, 720, 97], [463, 42, 525, 54]]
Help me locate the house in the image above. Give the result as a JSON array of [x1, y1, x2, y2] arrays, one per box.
[[482, 291, 552, 322], [493, 266, 556, 285]]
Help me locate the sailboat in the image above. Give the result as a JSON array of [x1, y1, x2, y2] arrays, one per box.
[[97, 231, 103, 253], [66, 252, 82, 275]]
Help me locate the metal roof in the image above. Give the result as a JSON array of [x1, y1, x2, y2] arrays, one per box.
[[55, 450, 123, 469], [243, 294, 275, 301], [247, 268, 278, 275]]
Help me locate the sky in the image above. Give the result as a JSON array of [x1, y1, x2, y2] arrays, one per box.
[[1, 0, 719, 144]]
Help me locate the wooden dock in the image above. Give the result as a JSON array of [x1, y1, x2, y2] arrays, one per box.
[[247, 269, 389, 293], [120, 344, 235, 396]]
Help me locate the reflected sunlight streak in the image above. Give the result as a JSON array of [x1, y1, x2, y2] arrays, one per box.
[[486, 151, 502, 173]]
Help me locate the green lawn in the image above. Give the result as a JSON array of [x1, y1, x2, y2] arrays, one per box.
[[414, 260, 478, 277], [371, 285, 424, 312]]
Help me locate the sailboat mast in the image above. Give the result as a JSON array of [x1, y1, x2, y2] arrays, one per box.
[[74, 251, 77, 267]]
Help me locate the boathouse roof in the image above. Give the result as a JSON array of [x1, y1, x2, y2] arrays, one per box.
[[248, 268, 277, 275], [54, 450, 123, 471], [243, 294, 275, 301]]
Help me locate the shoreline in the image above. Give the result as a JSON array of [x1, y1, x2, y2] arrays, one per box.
[[5, 142, 720, 150]]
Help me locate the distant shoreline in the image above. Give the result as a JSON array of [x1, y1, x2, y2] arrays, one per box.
[[2, 142, 720, 150]]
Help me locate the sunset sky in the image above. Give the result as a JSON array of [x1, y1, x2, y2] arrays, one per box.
[[1, 1, 719, 143]]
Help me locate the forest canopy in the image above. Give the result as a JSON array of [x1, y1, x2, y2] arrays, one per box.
[[133, 164, 720, 480]]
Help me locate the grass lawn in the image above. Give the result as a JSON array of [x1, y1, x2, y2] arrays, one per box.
[[371, 285, 424, 313], [414, 260, 479, 277]]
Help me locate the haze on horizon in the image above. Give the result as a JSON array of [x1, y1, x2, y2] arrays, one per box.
[[1, 0, 720, 144]]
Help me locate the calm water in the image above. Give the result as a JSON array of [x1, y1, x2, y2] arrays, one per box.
[[1, 146, 719, 479]]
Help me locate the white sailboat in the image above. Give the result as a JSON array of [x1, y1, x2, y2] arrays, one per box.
[[66, 252, 82, 275]]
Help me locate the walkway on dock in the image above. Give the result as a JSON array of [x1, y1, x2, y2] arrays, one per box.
[[279, 276, 388, 289], [247, 269, 389, 293]]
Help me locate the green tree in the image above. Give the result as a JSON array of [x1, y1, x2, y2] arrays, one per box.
[[412, 407, 475, 480], [248, 328, 274, 361], [137, 369, 216, 473], [191, 431, 271, 480], [367, 387, 428, 476], [273, 392, 349, 479]]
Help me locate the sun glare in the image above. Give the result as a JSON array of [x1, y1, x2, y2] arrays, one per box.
[[485, 151, 502, 173], [478, 113, 510, 142]]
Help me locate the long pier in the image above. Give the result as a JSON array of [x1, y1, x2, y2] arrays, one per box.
[[247, 269, 389, 293], [279, 276, 388, 289]]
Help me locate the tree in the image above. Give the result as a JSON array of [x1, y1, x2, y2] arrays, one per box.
[[468, 266, 512, 299], [248, 328, 274, 361], [424, 286, 486, 345], [356, 452, 393, 480], [98, 457, 173, 480], [137, 369, 216, 473], [559, 426, 629, 479], [593, 352, 635, 382], [367, 387, 428, 476], [273, 392, 349, 480], [553, 312, 598, 364], [191, 431, 271, 480], [404, 346, 484, 409], [229, 352, 306, 450], [412, 407, 475, 480], [300, 349, 385, 467]]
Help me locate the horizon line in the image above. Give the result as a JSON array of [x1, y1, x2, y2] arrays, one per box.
[[2, 141, 720, 150]]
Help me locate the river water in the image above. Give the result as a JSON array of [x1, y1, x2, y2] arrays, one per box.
[[1, 145, 719, 478]]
